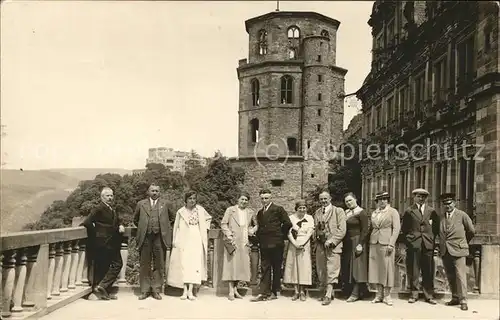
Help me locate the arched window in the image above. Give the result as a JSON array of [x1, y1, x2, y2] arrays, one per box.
[[258, 30, 268, 55], [321, 29, 330, 38], [288, 48, 297, 59], [249, 118, 259, 143], [287, 137, 297, 155], [287, 26, 300, 39], [251, 79, 260, 106], [280, 75, 293, 104]]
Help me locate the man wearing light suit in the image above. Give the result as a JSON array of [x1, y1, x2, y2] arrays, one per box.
[[438, 193, 475, 311], [401, 188, 440, 304], [134, 183, 174, 300]]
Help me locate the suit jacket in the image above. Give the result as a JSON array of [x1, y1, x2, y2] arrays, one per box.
[[439, 209, 475, 258], [134, 198, 174, 249], [81, 202, 122, 250], [369, 205, 401, 247], [256, 203, 292, 248], [401, 203, 440, 250], [313, 205, 347, 253]]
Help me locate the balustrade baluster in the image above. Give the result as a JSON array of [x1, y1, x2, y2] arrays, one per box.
[[81, 241, 90, 286], [118, 241, 128, 284], [250, 244, 259, 286], [2, 250, 17, 318], [473, 246, 481, 293], [21, 246, 39, 309], [75, 241, 86, 286], [207, 239, 214, 288], [46, 244, 56, 300], [68, 241, 79, 289], [11, 249, 27, 317], [60, 242, 72, 293], [51, 243, 64, 298]]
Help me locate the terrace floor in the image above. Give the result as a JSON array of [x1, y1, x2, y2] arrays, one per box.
[[39, 287, 500, 320]]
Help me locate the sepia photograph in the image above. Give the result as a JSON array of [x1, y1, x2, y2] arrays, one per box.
[[1, 1, 499, 319]]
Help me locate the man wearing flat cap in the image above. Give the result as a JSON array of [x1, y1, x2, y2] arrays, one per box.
[[438, 193, 475, 311], [401, 188, 439, 304]]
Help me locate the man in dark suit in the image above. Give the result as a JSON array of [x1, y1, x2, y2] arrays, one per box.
[[81, 187, 125, 300], [401, 188, 439, 304], [251, 189, 292, 302], [134, 183, 174, 300], [439, 193, 475, 311]]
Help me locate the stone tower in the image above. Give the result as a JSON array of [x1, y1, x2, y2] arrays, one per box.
[[230, 11, 348, 212]]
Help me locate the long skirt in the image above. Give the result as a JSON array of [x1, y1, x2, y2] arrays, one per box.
[[221, 241, 251, 282], [283, 242, 312, 285], [368, 243, 395, 287], [341, 235, 368, 284]]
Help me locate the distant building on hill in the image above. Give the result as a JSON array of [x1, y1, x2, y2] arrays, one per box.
[[144, 147, 207, 175]]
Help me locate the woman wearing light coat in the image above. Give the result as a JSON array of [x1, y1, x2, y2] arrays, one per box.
[[220, 191, 258, 300], [167, 190, 212, 300]]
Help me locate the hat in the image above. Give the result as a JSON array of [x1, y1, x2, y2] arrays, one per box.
[[375, 190, 390, 201], [412, 188, 429, 196], [295, 199, 307, 211], [440, 192, 456, 204]]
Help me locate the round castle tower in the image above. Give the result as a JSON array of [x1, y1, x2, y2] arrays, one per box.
[[231, 11, 348, 212]]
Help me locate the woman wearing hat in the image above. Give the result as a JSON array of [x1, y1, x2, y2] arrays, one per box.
[[283, 199, 314, 301], [341, 192, 370, 302], [368, 190, 400, 306]]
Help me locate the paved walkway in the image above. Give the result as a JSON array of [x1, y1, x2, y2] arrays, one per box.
[[41, 291, 499, 320]]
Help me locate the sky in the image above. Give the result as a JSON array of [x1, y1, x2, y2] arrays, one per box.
[[1, 1, 373, 170]]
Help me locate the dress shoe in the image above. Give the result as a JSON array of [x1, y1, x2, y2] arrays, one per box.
[[408, 297, 417, 303], [251, 294, 268, 302], [228, 295, 235, 301], [383, 297, 393, 306], [426, 298, 437, 305], [93, 286, 110, 300], [346, 296, 358, 303], [291, 293, 299, 301], [138, 293, 150, 300], [299, 292, 306, 301], [234, 293, 243, 299], [460, 303, 468, 311], [108, 295, 118, 300], [151, 292, 162, 300], [446, 299, 460, 306], [268, 293, 278, 300], [321, 296, 331, 306]]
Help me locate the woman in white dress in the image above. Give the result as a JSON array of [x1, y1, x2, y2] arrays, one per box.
[[167, 190, 212, 300], [283, 199, 314, 301]]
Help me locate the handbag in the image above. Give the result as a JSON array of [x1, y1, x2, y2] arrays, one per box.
[[223, 235, 237, 255]]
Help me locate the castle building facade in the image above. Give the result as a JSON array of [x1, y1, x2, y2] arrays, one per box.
[[230, 11, 347, 212], [356, 1, 499, 296]]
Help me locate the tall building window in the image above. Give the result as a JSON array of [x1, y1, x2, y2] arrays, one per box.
[[249, 118, 259, 143], [251, 79, 260, 106], [318, 75, 323, 82], [318, 93, 322, 101], [318, 109, 322, 116], [257, 29, 268, 55], [287, 26, 300, 39], [280, 75, 293, 104], [287, 137, 297, 155], [288, 48, 297, 59], [317, 124, 321, 132]]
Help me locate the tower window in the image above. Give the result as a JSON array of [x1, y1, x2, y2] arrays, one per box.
[[250, 118, 259, 143], [251, 79, 260, 106], [288, 48, 297, 59], [311, 174, 315, 178], [321, 30, 330, 38], [307, 140, 311, 149], [317, 55, 322, 62], [258, 29, 268, 55], [270, 179, 284, 187], [318, 93, 322, 101], [287, 26, 300, 39], [287, 137, 297, 155], [318, 109, 322, 116], [318, 75, 323, 82], [280, 75, 293, 104], [317, 124, 321, 132]]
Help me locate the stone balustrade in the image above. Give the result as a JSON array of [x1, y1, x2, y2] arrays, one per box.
[[1, 226, 497, 319]]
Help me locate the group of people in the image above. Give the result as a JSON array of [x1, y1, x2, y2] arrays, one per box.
[[81, 183, 475, 312]]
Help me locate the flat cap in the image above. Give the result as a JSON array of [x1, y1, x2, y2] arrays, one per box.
[[375, 190, 390, 201], [440, 192, 456, 204], [412, 188, 429, 196]]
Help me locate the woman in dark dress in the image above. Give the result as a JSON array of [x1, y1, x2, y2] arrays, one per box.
[[341, 192, 370, 302]]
